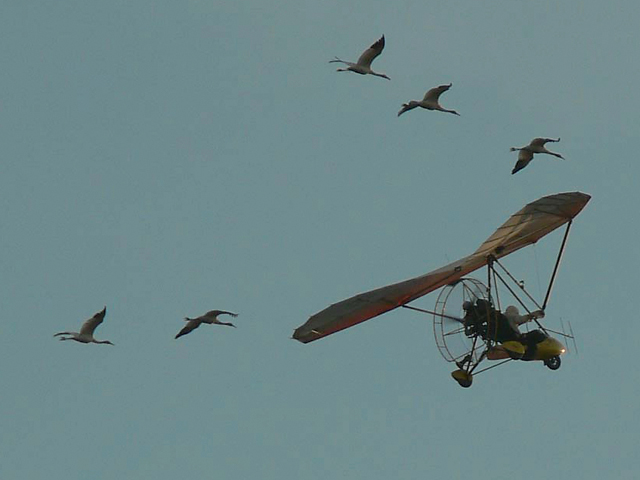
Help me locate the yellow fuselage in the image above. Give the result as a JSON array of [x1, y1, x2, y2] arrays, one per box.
[[487, 336, 566, 361], [530, 336, 566, 361]]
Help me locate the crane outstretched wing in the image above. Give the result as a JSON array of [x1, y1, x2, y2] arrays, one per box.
[[293, 192, 590, 343], [176, 319, 201, 339], [79, 307, 107, 335], [530, 137, 560, 147], [512, 149, 534, 174], [205, 310, 238, 318], [423, 83, 452, 102], [356, 35, 385, 67]]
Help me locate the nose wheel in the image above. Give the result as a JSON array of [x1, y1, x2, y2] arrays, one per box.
[[544, 356, 561, 370]]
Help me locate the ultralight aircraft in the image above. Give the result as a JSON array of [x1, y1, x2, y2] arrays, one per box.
[[293, 192, 590, 387]]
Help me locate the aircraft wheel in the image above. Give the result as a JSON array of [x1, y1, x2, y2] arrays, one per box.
[[451, 370, 473, 388], [544, 356, 561, 370], [457, 378, 472, 388]]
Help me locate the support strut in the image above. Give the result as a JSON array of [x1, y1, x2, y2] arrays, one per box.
[[542, 221, 573, 311]]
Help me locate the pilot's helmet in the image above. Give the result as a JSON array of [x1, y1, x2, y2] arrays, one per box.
[[505, 305, 520, 317], [462, 301, 473, 310], [476, 298, 490, 308]]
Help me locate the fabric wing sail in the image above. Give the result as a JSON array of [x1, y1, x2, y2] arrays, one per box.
[[293, 192, 590, 344]]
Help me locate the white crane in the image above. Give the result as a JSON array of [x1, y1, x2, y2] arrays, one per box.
[[510, 137, 564, 174], [398, 83, 460, 117], [175, 310, 238, 339], [329, 35, 390, 80], [54, 307, 114, 345]]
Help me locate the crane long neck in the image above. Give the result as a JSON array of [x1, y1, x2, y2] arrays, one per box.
[[371, 72, 390, 80]]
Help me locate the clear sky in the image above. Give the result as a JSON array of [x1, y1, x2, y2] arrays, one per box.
[[2, 1, 639, 479]]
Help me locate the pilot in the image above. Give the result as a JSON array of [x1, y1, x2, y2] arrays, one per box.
[[504, 305, 548, 356], [462, 300, 486, 337], [463, 299, 506, 340], [504, 305, 544, 336]]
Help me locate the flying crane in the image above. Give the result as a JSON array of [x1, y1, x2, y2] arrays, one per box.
[[329, 35, 390, 80], [398, 83, 460, 117], [54, 307, 114, 345], [175, 310, 238, 339], [511, 137, 564, 174]]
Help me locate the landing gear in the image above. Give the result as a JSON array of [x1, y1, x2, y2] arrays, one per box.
[[451, 369, 473, 388], [544, 356, 561, 370]]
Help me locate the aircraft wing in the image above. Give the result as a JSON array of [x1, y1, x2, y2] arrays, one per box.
[[293, 192, 590, 344]]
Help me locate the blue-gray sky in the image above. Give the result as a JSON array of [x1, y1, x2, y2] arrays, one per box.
[[2, 1, 638, 479]]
